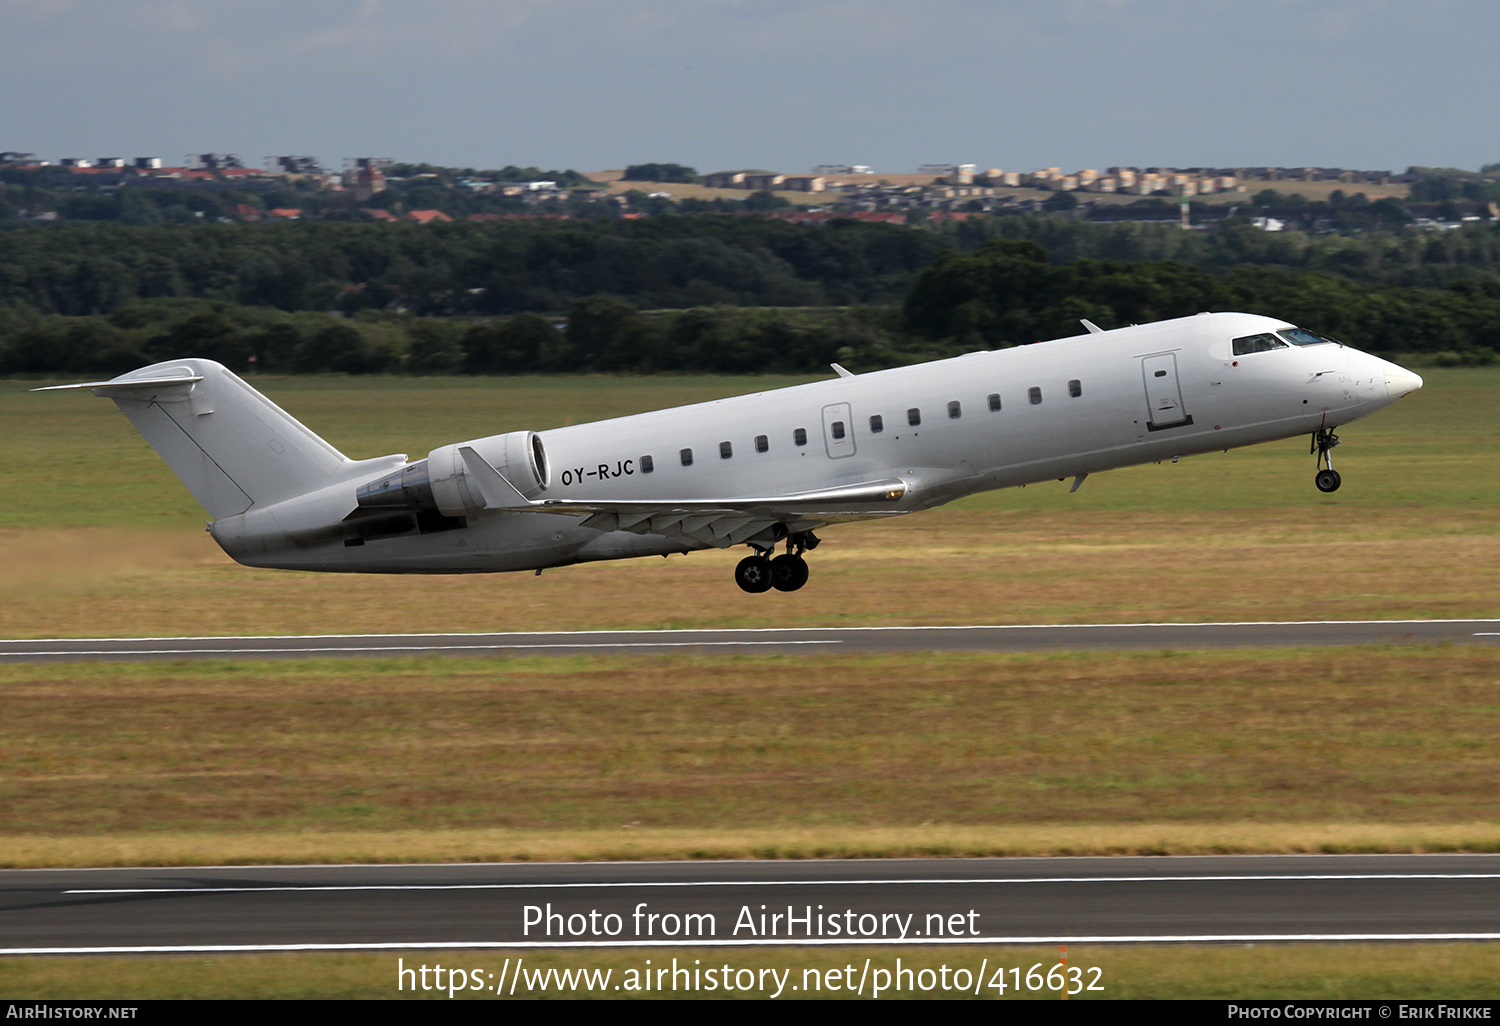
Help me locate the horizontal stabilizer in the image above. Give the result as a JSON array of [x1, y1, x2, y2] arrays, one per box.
[[32, 374, 203, 394], [36, 359, 358, 520]]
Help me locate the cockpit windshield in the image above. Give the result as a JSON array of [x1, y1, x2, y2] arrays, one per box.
[[1278, 327, 1339, 347], [1231, 332, 1288, 356]]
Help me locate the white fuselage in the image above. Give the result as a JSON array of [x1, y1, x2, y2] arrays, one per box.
[[208, 311, 1420, 574]]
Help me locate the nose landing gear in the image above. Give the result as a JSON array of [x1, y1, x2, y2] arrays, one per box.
[[735, 530, 817, 593], [1312, 428, 1342, 493]]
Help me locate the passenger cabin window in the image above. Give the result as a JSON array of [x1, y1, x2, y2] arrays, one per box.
[[1232, 333, 1288, 355], [640, 455, 654, 474], [907, 408, 921, 426], [988, 393, 1001, 412], [1069, 379, 1082, 398], [1279, 327, 1337, 347], [720, 441, 733, 459], [947, 401, 962, 419], [831, 421, 846, 440], [1028, 387, 1042, 405], [869, 414, 883, 433], [680, 448, 693, 467], [755, 434, 768, 453], [794, 428, 807, 446]]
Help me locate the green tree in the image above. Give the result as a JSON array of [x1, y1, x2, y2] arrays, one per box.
[[565, 296, 643, 370], [405, 318, 464, 374], [621, 163, 698, 184], [461, 313, 561, 373], [743, 190, 791, 212], [146, 310, 251, 369]]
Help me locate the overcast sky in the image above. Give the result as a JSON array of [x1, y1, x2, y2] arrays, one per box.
[[3, 0, 1495, 174]]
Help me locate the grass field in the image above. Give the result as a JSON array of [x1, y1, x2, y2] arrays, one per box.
[[3, 944, 1496, 999], [1, 648, 1497, 864], [2, 367, 1498, 998], [1, 367, 1496, 637]]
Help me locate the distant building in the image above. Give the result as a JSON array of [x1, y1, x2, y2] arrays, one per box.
[[344, 157, 393, 174], [187, 153, 243, 170], [0, 151, 36, 165], [266, 208, 303, 220], [59, 158, 92, 168], [742, 172, 785, 191], [352, 166, 387, 201], [95, 158, 126, 169], [404, 210, 452, 223], [133, 157, 162, 170], [266, 156, 324, 175], [703, 170, 747, 188], [780, 175, 826, 192]]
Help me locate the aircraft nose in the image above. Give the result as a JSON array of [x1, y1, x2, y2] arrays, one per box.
[[1385, 365, 1423, 401]]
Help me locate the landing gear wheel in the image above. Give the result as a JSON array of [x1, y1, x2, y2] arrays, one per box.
[[1311, 428, 1342, 493], [770, 554, 809, 592], [735, 555, 774, 593]]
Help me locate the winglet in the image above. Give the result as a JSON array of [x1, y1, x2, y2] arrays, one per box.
[[1080, 319, 1103, 335], [831, 363, 855, 378]]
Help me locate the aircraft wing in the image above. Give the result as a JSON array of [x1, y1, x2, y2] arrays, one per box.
[[457, 447, 906, 548]]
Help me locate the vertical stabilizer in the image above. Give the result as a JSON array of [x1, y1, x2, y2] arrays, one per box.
[[37, 359, 354, 519]]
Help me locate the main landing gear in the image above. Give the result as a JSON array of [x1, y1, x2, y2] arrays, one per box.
[[1312, 427, 1342, 493], [735, 531, 818, 594]]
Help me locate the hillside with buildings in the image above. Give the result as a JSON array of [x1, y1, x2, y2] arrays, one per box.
[[3, 149, 1495, 228]]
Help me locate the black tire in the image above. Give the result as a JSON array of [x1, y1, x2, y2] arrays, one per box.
[[735, 555, 774, 593], [770, 554, 810, 592], [1315, 469, 1342, 493]]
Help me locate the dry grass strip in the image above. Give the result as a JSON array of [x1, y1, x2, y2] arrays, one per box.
[[4, 822, 1500, 869], [3, 649, 1498, 866]]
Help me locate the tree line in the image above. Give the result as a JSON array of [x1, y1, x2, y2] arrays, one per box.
[[5, 215, 1500, 325], [0, 297, 908, 377], [940, 216, 1500, 289], [0, 217, 948, 318], [3, 240, 1495, 378], [902, 240, 1498, 364]]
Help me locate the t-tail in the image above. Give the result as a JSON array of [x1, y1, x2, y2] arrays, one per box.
[[35, 358, 407, 545]]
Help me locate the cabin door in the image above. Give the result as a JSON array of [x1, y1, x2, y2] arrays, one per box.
[[822, 403, 856, 458], [1141, 353, 1191, 430]]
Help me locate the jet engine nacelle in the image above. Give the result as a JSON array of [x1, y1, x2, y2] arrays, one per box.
[[355, 430, 549, 517]]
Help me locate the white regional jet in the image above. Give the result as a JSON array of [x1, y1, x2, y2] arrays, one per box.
[[40, 311, 1423, 593]]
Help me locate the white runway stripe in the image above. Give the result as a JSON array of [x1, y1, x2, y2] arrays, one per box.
[[8, 933, 1500, 955], [6, 617, 1500, 644], [10, 641, 842, 657]]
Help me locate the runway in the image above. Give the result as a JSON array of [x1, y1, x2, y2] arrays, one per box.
[[4, 855, 1499, 954], [2, 619, 1498, 662]]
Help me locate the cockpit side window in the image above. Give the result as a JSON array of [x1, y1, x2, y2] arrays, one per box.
[[1278, 327, 1336, 347], [1231, 333, 1288, 356]]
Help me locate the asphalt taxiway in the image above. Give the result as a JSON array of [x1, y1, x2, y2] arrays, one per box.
[[4, 855, 1498, 953]]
